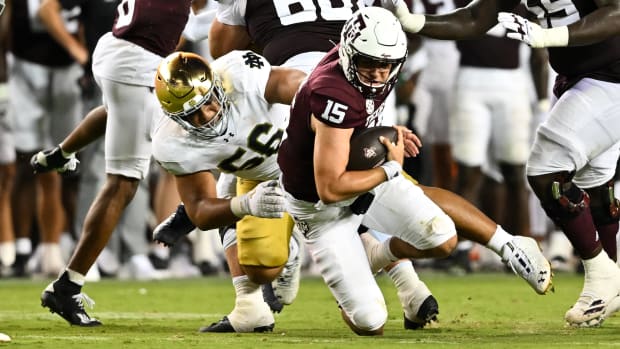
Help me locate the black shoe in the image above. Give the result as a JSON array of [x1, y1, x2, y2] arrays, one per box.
[[404, 295, 439, 330], [30, 146, 78, 174], [40, 272, 101, 327], [261, 283, 284, 313], [153, 204, 195, 247], [199, 316, 274, 333], [197, 261, 218, 276], [148, 253, 170, 270], [12, 253, 30, 278]]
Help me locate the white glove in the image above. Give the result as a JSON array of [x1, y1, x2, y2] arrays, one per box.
[[394, 1, 425, 34], [497, 12, 569, 48], [0, 0, 5, 15], [229, 180, 286, 218]]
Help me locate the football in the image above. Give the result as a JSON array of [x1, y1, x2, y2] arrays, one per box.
[[347, 126, 398, 170]]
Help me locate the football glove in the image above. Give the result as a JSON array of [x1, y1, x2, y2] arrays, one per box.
[[230, 180, 286, 218], [497, 12, 569, 48]]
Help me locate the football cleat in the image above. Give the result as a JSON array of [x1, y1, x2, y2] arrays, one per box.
[[404, 295, 439, 330], [501, 236, 553, 295], [200, 298, 274, 333], [272, 232, 302, 305], [30, 146, 79, 174], [199, 316, 274, 333], [152, 204, 195, 247], [41, 272, 101, 327], [565, 253, 620, 327], [261, 283, 284, 313]]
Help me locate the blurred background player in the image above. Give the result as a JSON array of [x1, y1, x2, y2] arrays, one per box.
[[8, 0, 83, 277], [36, 0, 194, 326], [0, 0, 15, 276]]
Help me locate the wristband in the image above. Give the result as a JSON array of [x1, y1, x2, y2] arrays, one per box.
[[542, 26, 569, 47], [380, 160, 402, 181], [229, 196, 245, 218]]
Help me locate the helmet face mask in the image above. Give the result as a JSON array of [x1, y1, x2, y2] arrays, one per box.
[[339, 7, 407, 98], [155, 52, 231, 139]]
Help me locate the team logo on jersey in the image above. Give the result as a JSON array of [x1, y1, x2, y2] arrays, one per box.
[[365, 99, 374, 114], [243, 52, 264, 69]]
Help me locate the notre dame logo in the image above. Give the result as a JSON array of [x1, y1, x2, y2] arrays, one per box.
[[243, 52, 264, 69]]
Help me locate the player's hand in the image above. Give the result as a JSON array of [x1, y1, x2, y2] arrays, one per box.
[[381, 127, 405, 166], [230, 180, 286, 218], [152, 203, 196, 247], [394, 125, 422, 157], [498, 12, 568, 48]]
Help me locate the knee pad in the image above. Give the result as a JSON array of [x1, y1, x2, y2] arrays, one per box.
[[586, 180, 620, 226], [538, 172, 590, 225]]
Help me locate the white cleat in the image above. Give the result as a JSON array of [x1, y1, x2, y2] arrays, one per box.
[[501, 236, 553, 295], [272, 231, 302, 305], [200, 298, 275, 333], [565, 253, 620, 327]]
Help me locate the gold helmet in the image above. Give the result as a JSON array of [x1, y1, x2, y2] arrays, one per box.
[[155, 51, 230, 139]]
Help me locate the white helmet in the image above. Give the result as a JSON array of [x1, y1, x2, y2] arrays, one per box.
[[339, 6, 407, 98]]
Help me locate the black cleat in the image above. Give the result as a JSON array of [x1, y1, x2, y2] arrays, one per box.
[[404, 295, 439, 330], [199, 316, 274, 333], [41, 272, 101, 327], [152, 204, 195, 247], [30, 146, 79, 174], [261, 283, 284, 313]]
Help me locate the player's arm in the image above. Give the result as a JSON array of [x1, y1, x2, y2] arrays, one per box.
[[564, 0, 620, 45], [209, 18, 252, 59], [175, 170, 285, 230], [312, 117, 404, 204], [37, 0, 88, 65], [393, 0, 519, 39], [174, 171, 240, 231], [264, 67, 307, 105]]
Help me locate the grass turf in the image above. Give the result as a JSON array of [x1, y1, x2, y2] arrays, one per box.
[[0, 271, 618, 348]]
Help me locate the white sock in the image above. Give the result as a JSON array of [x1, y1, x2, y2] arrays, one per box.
[[232, 275, 262, 302], [486, 225, 513, 255], [15, 237, 31, 255], [360, 233, 398, 272], [583, 250, 616, 276], [66, 268, 86, 286], [387, 260, 422, 319], [0, 241, 16, 267]]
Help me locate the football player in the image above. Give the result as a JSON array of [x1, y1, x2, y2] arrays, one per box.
[[382, 0, 620, 327], [151, 51, 306, 332]]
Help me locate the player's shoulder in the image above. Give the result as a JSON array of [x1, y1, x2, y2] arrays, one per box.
[[212, 50, 272, 95], [307, 61, 361, 107]]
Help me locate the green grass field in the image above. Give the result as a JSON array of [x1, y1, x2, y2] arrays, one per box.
[[0, 272, 618, 348]]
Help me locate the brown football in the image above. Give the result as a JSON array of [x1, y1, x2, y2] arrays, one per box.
[[347, 126, 398, 171]]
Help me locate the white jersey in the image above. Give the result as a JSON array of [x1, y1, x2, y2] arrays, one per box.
[[152, 50, 285, 181]]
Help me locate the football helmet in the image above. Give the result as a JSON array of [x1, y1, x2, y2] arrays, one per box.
[[155, 51, 230, 139], [339, 7, 407, 98]]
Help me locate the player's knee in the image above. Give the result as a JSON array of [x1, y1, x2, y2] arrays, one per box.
[[531, 172, 590, 225], [585, 180, 620, 226], [348, 303, 387, 334], [243, 265, 281, 284], [105, 174, 140, 197], [435, 234, 458, 259]]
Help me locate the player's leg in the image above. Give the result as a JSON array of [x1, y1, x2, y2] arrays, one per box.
[[527, 78, 620, 326], [41, 78, 154, 326], [200, 227, 275, 333], [0, 84, 15, 274]]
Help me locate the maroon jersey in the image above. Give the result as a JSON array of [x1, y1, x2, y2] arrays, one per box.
[[455, 1, 525, 69], [525, 0, 620, 94], [112, 0, 192, 57], [244, 0, 361, 65], [278, 46, 392, 202]]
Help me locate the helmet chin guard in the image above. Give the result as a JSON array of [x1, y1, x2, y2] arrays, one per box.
[[339, 7, 407, 98]]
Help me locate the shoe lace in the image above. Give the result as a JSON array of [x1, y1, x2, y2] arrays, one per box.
[[72, 292, 96, 310]]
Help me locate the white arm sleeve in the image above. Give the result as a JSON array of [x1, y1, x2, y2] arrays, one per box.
[[182, 9, 217, 42]]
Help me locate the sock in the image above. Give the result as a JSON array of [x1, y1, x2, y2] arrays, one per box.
[[486, 225, 513, 255], [232, 275, 261, 302], [15, 238, 32, 255], [0, 241, 15, 267], [360, 233, 398, 273], [387, 260, 423, 319], [594, 221, 618, 262], [66, 268, 86, 287]]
